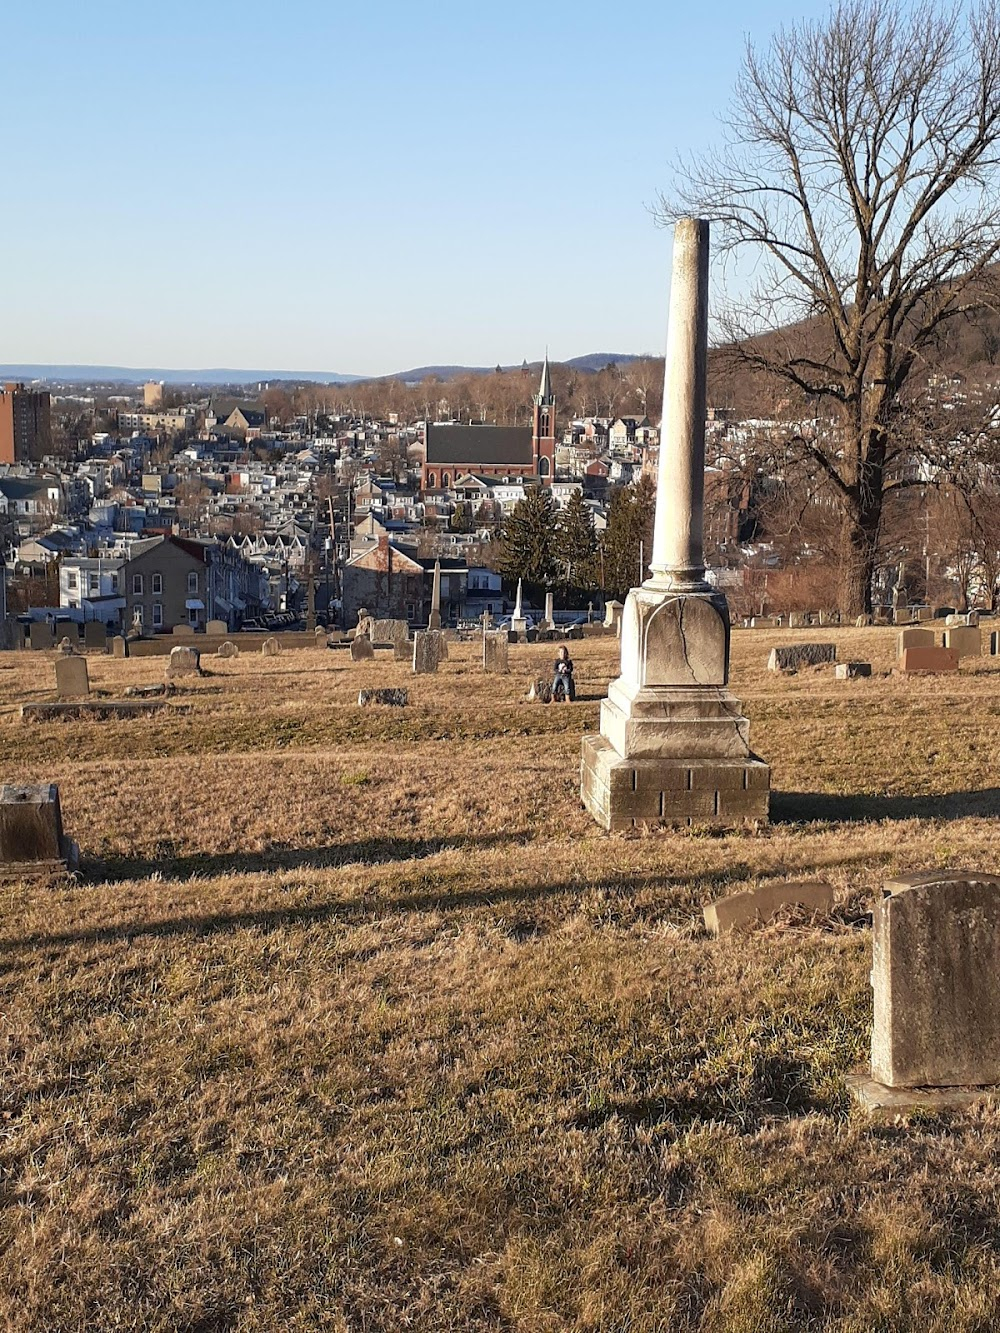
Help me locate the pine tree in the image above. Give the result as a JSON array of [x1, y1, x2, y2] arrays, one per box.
[[600, 475, 656, 599], [497, 487, 557, 591], [555, 489, 598, 593]]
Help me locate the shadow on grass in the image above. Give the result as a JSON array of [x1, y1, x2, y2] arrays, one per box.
[[772, 788, 1000, 823], [87, 832, 533, 885]]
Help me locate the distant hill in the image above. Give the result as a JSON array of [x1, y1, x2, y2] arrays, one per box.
[[0, 365, 365, 387], [379, 353, 646, 383]]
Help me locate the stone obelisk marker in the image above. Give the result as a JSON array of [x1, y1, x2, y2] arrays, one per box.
[[580, 218, 769, 829], [428, 559, 442, 630]]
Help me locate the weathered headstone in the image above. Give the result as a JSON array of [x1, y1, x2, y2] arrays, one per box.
[[350, 634, 374, 661], [0, 783, 77, 874], [704, 880, 834, 937], [112, 635, 128, 659], [217, 641, 239, 659], [393, 635, 411, 661], [55, 636, 74, 657], [933, 606, 955, 619], [166, 645, 201, 677], [899, 645, 959, 673], [172, 624, 190, 636], [835, 661, 872, 679], [944, 625, 982, 658], [357, 688, 407, 706], [603, 600, 624, 633], [83, 621, 106, 650], [767, 643, 837, 671], [261, 637, 281, 657], [206, 619, 227, 636], [371, 619, 409, 648], [55, 654, 90, 699], [871, 871, 1000, 1088], [483, 630, 509, 674], [750, 616, 779, 629], [412, 629, 444, 674], [855, 614, 873, 628], [788, 612, 811, 628], [898, 627, 935, 655], [527, 677, 553, 703], [5, 618, 26, 650], [30, 622, 55, 651]]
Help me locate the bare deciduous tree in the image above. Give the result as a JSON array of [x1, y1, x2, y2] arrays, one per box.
[[664, 0, 1000, 614]]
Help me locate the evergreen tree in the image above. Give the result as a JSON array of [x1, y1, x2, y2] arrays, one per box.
[[600, 475, 656, 599], [555, 489, 598, 593], [497, 487, 557, 590]]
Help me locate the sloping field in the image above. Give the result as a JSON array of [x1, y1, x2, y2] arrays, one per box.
[[2, 630, 1000, 1331]]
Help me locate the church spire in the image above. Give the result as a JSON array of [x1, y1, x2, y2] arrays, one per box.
[[535, 351, 554, 406]]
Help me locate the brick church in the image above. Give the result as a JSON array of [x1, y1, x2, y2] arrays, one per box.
[[421, 357, 557, 490]]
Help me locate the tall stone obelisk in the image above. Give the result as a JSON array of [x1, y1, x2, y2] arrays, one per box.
[[428, 560, 442, 630], [580, 218, 769, 829]]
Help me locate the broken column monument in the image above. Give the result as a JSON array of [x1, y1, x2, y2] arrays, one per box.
[[580, 218, 769, 830]]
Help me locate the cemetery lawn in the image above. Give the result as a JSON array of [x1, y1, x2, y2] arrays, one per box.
[[3, 629, 1000, 1332]]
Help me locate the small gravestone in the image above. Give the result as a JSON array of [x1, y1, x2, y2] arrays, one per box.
[[483, 630, 509, 674], [30, 622, 55, 651], [206, 619, 227, 636], [944, 625, 982, 658], [603, 600, 624, 634], [358, 688, 407, 706], [788, 612, 811, 628], [835, 662, 872, 679], [172, 624, 191, 636], [527, 677, 553, 703], [217, 641, 239, 659], [55, 636, 74, 657], [112, 635, 128, 659], [166, 645, 201, 678], [315, 627, 327, 646], [351, 635, 374, 661], [0, 783, 77, 875], [6, 619, 26, 649], [855, 614, 873, 627], [55, 654, 90, 699], [767, 643, 836, 672], [704, 880, 834, 937], [867, 872, 1000, 1091], [83, 621, 106, 650], [412, 629, 443, 675], [898, 627, 935, 655], [261, 637, 281, 657], [394, 635, 411, 661]]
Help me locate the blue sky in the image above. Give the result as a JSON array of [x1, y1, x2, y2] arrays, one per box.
[[0, 0, 832, 376]]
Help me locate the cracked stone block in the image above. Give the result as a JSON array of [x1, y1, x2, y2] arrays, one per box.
[[872, 871, 1000, 1087], [703, 879, 834, 937]]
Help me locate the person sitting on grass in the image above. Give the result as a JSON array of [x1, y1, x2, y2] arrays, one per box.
[[552, 644, 576, 702]]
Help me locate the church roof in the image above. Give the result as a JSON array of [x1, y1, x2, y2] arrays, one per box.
[[425, 423, 533, 466]]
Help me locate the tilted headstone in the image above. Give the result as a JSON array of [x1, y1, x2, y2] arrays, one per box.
[[350, 634, 374, 661], [217, 641, 239, 659], [944, 625, 981, 658], [83, 621, 106, 650], [112, 635, 128, 659], [483, 630, 509, 674], [166, 645, 201, 677], [55, 654, 90, 699], [412, 629, 444, 675], [767, 643, 836, 672], [261, 637, 281, 657], [872, 871, 1000, 1087], [30, 622, 55, 651]]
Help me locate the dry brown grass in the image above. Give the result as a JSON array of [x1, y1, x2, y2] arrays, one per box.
[[2, 629, 1000, 1331]]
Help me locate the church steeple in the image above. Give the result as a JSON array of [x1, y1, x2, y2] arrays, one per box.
[[531, 351, 556, 483], [536, 351, 554, 406]]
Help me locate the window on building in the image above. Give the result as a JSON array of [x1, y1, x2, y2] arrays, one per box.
[[110, 573, 119, 592], [187, 572, 198, 594], [67, 572, 77, 590], [132, 573, 143, 595], [152, 603, 163, 627], [89, 574, 99, 594], [152, 572, 163, 594]]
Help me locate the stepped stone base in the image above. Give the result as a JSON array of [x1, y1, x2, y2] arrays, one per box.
[[580, 733, 770, 831]]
